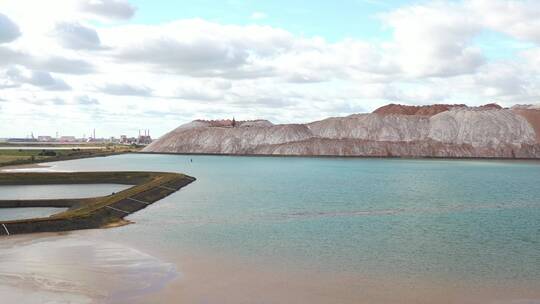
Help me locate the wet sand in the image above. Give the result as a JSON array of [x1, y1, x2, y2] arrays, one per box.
[[0, 232, 177, 304], [1, 231, 540, 304]]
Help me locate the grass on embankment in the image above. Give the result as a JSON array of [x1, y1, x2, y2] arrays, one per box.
[[0, 145, 139, 167], [51, 172, 185, 218], [0, 171, 153, 185], [0, 171, 193, 223]]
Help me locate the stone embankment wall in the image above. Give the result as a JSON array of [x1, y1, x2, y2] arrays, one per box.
[[0, 172, 195, 236]]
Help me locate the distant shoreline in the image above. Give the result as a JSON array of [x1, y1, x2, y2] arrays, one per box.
[[4, 151, 539, 171], [0, 151, 129, 169], [137, 151, 540, 162]]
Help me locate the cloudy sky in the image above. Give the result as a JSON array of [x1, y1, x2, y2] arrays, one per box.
[[1, 0, 539, 138]]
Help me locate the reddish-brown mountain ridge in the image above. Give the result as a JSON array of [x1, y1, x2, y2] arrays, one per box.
[[143, 103, 540, 159], [373, 103, 502, 116], [193, 119, 273, 128], [512, 107, 540, 143]]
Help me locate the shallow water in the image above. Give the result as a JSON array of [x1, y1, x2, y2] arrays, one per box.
[[0, 207, 66, 221], [0, 184, 129, 221], [0, 184, 130, 200], [0, 233, 175, 303], [1, 154, 540, 303]]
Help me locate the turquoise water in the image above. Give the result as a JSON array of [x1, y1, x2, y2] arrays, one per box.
[[12, 154, 540, 286]]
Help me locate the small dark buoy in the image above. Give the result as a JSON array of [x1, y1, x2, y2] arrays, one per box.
[[190, 158, 193, 162]]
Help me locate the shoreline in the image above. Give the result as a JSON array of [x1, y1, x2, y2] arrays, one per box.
[[4, 230, 539, 304], [137, 151, 540, 162], [134, 247, 540, 304], [0, 232, 178, 304], [0, 150, 131, 170]]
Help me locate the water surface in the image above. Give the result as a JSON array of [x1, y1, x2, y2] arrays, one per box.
[[0, 184, 130, 200], [0, 207, 66, 221], [1, 154, 539, 303]]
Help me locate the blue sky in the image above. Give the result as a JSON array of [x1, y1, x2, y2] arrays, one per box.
[[129, 0, 411, 41], [1, 0, 539, 138]]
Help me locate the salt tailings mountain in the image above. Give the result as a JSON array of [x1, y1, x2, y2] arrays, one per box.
[[143, 104, 540, 158]]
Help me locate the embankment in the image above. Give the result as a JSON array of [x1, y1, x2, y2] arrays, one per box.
[[0, 172, 195, 236]]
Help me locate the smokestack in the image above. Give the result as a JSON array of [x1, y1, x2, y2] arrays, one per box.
[[93, 129, 96, 139]]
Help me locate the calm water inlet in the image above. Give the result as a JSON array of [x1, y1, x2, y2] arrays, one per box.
[[0, 184, 131, 200], [0, 207, 67, 221]]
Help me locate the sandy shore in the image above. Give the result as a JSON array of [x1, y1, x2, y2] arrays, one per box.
[[0, 232, 177, 304], [134, 249, 540, 304]]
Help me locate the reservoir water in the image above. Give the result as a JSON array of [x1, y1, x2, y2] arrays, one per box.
[[1, 153, 539, 303]]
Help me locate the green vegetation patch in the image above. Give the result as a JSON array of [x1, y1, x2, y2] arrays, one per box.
[[0, 145, 138, 167]]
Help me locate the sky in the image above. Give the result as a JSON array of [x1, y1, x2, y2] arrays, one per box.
[[1, 0, 539, 138]]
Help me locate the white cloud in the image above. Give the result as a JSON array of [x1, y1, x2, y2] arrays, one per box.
[[104, 19, 292, 78], [75, 95, 100, 105], [0, 46, 95, 74], [383, 2, 485, 77], [98, 83, 152, 96], [30, 55, 95, 75], [27, 71, 71, 91], [173, 79, 232, 101], [1, 0, 540, 137], [250, 12, 267, 20], [28, 71, 71, 91], [467, 0, 540, 44], [473, 63, 526, 98], [54, 22, 102, 50], [78, 0, 136, 20], [274, 38, 398, 83], [521, 48, 540, 70], [0, 13, 20, 43], [3, 67, 71, 91]]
